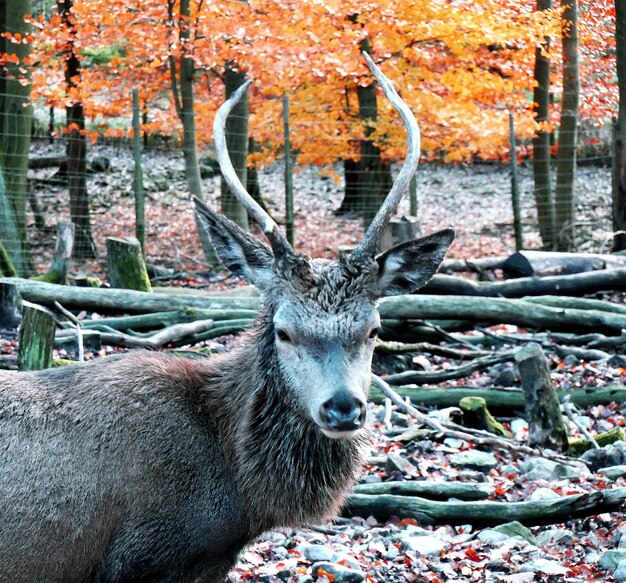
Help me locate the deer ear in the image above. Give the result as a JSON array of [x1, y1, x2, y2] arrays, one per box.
[[194, 199, 275, 289], [374, 229, 454, 297]]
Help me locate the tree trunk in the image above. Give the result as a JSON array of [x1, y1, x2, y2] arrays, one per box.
[[554, 0, 580, 251], [58, 0, 96, 259], [0, 0, 35, 275], [106, 237, 151, 292], [339, 40, 392, 227], [168, 0, 220, 266], [220, 65, 249, 230], [17, 301, 56, 371], [247, 138, 267, 214], [532, 0, 555, 249], [168, 0, 203, 200], [613, 0, 626, 251]]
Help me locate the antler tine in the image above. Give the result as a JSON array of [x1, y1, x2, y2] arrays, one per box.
[[213, 79, 292, 253], [351, 52, 421, 260]]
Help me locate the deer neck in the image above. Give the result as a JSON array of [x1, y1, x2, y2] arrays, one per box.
[[204, 321, 367, 535]]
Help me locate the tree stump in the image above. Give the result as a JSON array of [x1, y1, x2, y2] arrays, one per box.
[[515, 342, 569, 452], [0, 282, 22, 328], [379, 216, 421, 252], [459, 396, 512, 438], [31, 222, 75, 284], [17, 301, 56, 371], [106, 237, 152, 292]]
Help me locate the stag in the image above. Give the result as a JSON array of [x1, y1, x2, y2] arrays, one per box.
[[0, 53, 453, 583]]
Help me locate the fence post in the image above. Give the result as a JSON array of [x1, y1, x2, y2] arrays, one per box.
[[132, 89, 145, 255], [282, 95, 295, 247], [509, 113, 523, 251], [409, 174, 418, 218]]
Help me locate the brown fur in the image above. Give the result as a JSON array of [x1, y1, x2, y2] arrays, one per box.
[[0, 205, 452, 583], [0, 338, 365, 583]]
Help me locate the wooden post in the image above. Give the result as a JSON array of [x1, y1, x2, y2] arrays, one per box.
[[509, 113, 523, 251], [515, 342, 568, 452], [132, 89, 145, 255], [409, 174, 418, 218], [283, 95, 294, 247], [106, 236, 152, 292], [17, 301, 56, 371]]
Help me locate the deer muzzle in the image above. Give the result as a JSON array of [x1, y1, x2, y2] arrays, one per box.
[[318, 392, 367, 438]]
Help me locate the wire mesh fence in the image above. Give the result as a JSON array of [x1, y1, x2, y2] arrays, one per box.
[[0, 88, 616, 283]]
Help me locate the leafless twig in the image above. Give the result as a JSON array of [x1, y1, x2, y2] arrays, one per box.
[[562, 395, 600, 450]]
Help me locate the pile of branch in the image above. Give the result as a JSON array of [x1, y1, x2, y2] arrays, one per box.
[[2, 269, 626, 529], [4, 278, 626, 336]]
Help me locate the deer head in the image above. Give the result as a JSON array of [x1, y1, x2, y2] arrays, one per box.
[[195, 53, 453, 440]]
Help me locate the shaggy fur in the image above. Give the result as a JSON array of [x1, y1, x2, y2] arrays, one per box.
[[0, 208, 452, 583], [0, 340, 365, 583]]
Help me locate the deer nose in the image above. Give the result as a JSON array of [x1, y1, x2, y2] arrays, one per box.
[[319, 394, 366, 433]]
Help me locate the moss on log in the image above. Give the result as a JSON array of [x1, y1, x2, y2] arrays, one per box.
[[459, 396, 512, 438], [106, 237, 152, 292], [344, 487, 626, 527], [367, 385, 626, 410]]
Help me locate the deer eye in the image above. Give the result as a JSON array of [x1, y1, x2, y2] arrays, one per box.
[[276, 329, 292, 343], [368, 327, 380, 340]]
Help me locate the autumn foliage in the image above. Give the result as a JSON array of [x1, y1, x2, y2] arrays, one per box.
[[8, 0, 618, 166]]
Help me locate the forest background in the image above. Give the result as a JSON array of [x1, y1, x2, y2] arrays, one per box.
[[0, 0, 621, 278]]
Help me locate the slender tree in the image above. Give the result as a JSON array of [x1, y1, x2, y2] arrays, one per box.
[[219, 65, 248, 229], [554, 0, 580, 251], [532, 0, 556, 249], [614, 0, 626, 251], [339, 38, 392, 226], [0, 0, 35, 274], [58, 0, 96, 259], [168, 0, 202, 200]]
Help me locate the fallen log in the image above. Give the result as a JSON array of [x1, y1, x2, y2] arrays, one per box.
[[80, 308, 258, 332], [0, 278, 262, 313], [384, 351, 515, 385], [28, 155, 67, 169], [353, 481, 493, 501], [344, 488, 626, 527], [440, 256, 507, 273], [523, 295, 626, 316], [422, 268, 626, 297], [501, 250, 626, 278], [4, 279, 626, 334], [367, 385, 626, 410], [381, 295, 626, 334]]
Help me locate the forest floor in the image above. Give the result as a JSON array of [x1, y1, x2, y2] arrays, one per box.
[[21, 144, 626, 582], [26, 142, 613, 284]]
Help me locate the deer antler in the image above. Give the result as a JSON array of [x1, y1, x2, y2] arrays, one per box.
[[351, 52, 421, 260], [210, 79, 293, 256]]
